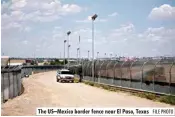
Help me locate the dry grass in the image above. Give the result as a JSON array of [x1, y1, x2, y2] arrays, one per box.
[[81, 80, 175, 105]]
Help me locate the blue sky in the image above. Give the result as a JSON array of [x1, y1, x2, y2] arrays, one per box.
[[1, 0, 175, 58]]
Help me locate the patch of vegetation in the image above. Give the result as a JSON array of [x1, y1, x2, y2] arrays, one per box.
[[158, 95, 175, 105], [49, 59, 68, 65], [44, 62, 49, 65], [133, 92, 157, 100], [74, 78, 80, 83], [80, 80, 175, 105]]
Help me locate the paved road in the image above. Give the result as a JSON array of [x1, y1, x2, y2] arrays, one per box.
[[1, 71, 174, 116]]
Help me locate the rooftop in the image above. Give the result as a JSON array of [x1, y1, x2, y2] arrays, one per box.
[[59, 69, 70, 72]]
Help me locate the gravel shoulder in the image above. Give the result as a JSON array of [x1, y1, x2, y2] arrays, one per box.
[[1, 71, 174, 116]]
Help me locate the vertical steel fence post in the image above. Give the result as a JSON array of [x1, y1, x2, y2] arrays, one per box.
[[2, 73, 5, 103], [8, 72, 11, 99], [120, 61, 126, 87], [106, 61, 113, 78], [95, 60, 100, 82], [113, 61, 119, 85], [154, 60, 161, 92], [16, 72, 19, 96], [169, 61, 174, 95], [130, 61, 137, 88], [84, 62, 88, 77], [141, 60, 149, 89], [99, 61, 105, 83], [87, 62, 91, 80], [82, 61, 85, 77], [13, 72, 15, 98]]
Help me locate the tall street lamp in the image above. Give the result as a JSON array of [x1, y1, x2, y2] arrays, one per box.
[[88, 50, 90, 60], [97, 52, 99, 59], [67, 31, 71, 68], [64, 40, 67, 68], [78, 35, 81, 64], [110, 54, 112, 59], [91, 14, 98, 80], [68, 44, 71, 67], [77, 48, 79, 64]]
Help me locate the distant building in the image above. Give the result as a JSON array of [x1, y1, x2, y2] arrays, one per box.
[[1, 56, 26, 66], [9, 59, 26, 66], [1, 56, 10, 66]]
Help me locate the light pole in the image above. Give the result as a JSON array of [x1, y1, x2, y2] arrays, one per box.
[[97, 52, 99, 59], [64, 40, 67, 68], [68, 44, 71, 67], [110, 54, 112, 59], [78, 35, 81, 64], [105, 53, 107, 59], [88, 50, 90, 60], [77, 48, 79, 64], [67, 31, 71, 68], [91, 14, 98, 80]]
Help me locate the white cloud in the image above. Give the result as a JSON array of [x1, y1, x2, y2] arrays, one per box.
[[106, 23, 175, 57], [149, 4, 175, 20], [24, 26, 31, 32], [22, 40, 29, 45], [2, 0, 83, 23], [108, 12, 118, 17], [109, 23, 135, 39], [10, 0, 27, 10], [62, 4, 82, 13], [2, 22, 22, 30]]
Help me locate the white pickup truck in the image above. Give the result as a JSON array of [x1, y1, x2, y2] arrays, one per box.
[[56, 69, 74, 83]]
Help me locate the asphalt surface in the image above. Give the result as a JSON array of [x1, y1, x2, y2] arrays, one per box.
[[1, 71, 174, 116]]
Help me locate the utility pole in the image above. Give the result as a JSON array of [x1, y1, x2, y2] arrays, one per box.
[[64, 40, 67, 68], [91, 14, 98, 80], [79, 35, 81, 64], [88, 50, 90, 60], [77, 48, 79, 65], [97, 52, 99, 60], [67, 31, 71, 68]]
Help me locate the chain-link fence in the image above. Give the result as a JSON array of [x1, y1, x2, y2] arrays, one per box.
[[82, 59, 175, 95]]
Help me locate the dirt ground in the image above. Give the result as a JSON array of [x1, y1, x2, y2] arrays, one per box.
[[1, 71, 174, 116]]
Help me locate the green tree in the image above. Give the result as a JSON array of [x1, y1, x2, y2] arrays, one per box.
[[50, 61, 56, 65], [44, 62, 49, 65]]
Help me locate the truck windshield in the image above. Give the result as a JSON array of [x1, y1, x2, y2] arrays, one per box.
[[61, 71, 72, 74]]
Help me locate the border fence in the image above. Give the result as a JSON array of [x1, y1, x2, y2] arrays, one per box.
[[1, 65, 64, 103], [1, 66, 22, 103], [1, 59, 175, 103], [82, 59, 175, 95]]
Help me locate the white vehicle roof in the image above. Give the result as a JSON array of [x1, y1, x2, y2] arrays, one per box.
[[59, 69, 70, 72]]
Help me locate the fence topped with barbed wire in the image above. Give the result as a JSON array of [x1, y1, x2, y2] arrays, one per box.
[[81, 59, 175, 95]]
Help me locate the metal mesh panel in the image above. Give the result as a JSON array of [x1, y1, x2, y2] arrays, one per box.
[[131, 61, 143, 80], [170, 62, 175, 84], [121, 61, 132, 79], [143, 60, 156, 83], [114, 62, 122, 79], [154, 61, 172, 83]]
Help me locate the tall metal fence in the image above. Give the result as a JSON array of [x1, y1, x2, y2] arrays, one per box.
[[1, 65, 64, 103], [82, 59, 175, 95], [1, 66, 22, 103]]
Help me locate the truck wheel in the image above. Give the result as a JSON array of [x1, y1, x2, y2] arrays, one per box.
[[57, 79, 59, 82]]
